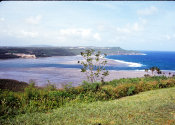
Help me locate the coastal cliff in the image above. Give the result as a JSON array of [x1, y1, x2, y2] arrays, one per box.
[[13, 53, 36, 59]]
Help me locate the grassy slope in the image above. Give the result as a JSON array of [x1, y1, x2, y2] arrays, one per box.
[[7, 87, 175, 125]]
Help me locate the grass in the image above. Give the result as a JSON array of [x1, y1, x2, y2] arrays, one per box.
[[5, 87, 175, 125]]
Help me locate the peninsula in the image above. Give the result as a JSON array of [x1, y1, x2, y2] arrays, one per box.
[[0, 46, 144, 59]]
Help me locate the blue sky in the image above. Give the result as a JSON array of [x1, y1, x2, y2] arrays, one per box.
[[0, 1, 175, 51]]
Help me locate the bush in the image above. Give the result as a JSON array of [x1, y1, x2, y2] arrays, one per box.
[[114, 84, 129, 98], [0, 90, 21, 119], [1, 76, 175, 121], [101, 85, 116, 99], [127, 86, 136, 96], [159, 79, 175, 88], [82, 81, 101, 92], [45, 84, 57, 91]]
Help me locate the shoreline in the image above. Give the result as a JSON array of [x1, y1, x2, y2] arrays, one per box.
[[0, 55, 175, 88], [0, 52, 145, 60], [0, 67, 174, 88]]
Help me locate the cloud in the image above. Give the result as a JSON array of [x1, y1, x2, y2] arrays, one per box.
[[133, 23, 140, 31], [165, 35, 171, 40], [19, 30, 38, 38], [93, 33, 101, 41], [116, 20, 146, 34], [0, 17, 5, 22], [138, 17, 147, 24], [164, 34, 175, 40], [58, 28, 101, 42], [137, 6, 158, 16], [116, 27, 130, 33], [59, 28, 91, 38], [0, 29, 39, 39], [25, 15, 42, 24]]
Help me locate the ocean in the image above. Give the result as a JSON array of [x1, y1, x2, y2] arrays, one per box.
[[0, 51, 175, 71], [106, 51, 175, 70], [0, 51, 175, 86]]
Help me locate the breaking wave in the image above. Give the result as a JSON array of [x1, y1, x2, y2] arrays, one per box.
[[112, 59, 143, 67]]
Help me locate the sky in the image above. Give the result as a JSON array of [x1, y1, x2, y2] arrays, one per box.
[[0, 1, 175, 51]]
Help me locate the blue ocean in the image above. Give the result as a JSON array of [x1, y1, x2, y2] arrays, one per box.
[[0, 51, 175, 71], [106, 51, 175, 70], [0, 51, 175, 86]]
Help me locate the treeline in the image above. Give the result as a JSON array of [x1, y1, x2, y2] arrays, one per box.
[[0, 47, 75, 58], [0, 47, 142, 59]]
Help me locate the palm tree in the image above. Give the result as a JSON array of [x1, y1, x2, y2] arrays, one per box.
[[155, 67, 161, 75], [150, 67, 155, 76]]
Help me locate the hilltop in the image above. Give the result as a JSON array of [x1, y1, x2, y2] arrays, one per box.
[[4, 87, 175, 125], [1, 76, 175, 125]]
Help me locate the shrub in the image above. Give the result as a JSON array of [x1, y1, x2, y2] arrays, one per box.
[[45, 84, 57, 91], [114, 84, 129, 98], [159, 79, 175, 88], [1, 76, 175, 121], [74, 86, 84, 94], [0, 90, 21, 119], [127, 86, 136, 96], [82, 81, 101, 92], [144, 74, 150, 77], [101, 85, 116, 99], [24, 86, 40, 100]]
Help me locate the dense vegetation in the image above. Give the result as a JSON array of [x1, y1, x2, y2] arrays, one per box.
[[0, 76, 175, 124], [0, 46, 142, 59], [6, 87, 175, 125]]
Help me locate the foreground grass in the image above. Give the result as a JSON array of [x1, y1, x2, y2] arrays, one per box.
[[6, 87, 175, 125]]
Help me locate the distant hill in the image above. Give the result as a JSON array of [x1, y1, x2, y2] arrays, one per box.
[[0, 46, 144, 59]]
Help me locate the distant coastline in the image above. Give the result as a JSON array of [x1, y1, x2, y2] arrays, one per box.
[[0, 46, 144, 59], [0, 52, 175, 87]]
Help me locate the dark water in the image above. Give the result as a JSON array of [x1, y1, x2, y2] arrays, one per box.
[[106, 51, 175, 70], [0, 56, 84, 87], [0, 56, 82, 69]]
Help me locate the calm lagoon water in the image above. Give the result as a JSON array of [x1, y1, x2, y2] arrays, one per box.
[[0, 51, 175, 87], [0, 56, 82, 69], [1, 51, 175, 70]]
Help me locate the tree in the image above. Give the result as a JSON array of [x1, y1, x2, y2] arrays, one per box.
[[150, 67, 156, 76], [78, 49, 109, 83], [146, 66, 161, 76]]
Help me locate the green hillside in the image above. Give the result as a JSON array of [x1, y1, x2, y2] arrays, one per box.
[[0, 46, 143, 59], [5, 87, 175, 125]]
